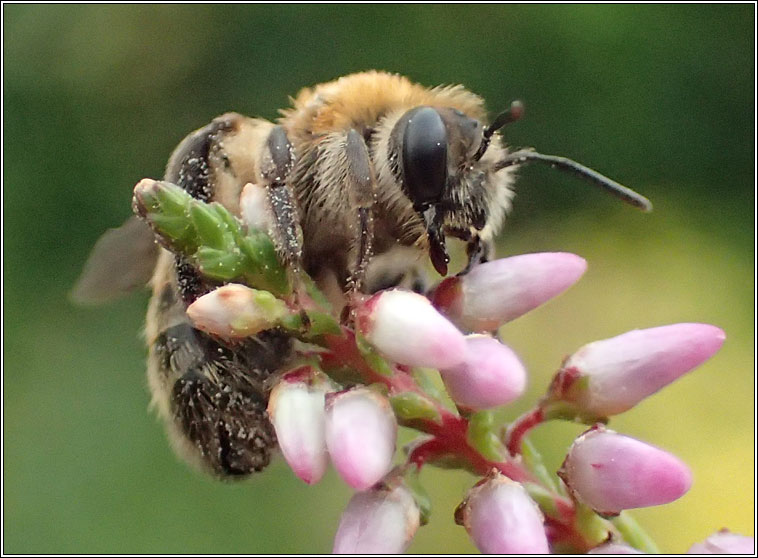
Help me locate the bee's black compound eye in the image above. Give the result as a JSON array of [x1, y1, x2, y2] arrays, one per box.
[[400, 107, 448, 208]]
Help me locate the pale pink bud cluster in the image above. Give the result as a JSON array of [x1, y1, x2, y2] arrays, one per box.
[[239, 182, 273, 233], [355, 289, 467, 369], [456, 471, 550, 554], [439, 335, 527, 410], [687, 530, 755, 554], [550, 323, 725, 417], [186, 283, 288, 338], [266, 367, 332, 485], [558, 426, 692, 516], [268, 379, 398, 491], [325, 388, 398, 491], [431, 252, 587, 332], [333, 482, 421, 554]]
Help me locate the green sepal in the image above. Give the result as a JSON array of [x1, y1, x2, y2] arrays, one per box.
[[402, 466, 432, 526], [523, 482, 561, 519], [148, 214, 197, 252], [521, 438, 558, 492], [151, 181, 191, 215], [410, 367, 451, 408], [574, 502, 613, 550], [611, 512, 661, 554], [195, 247, 242, 280], [389, 392, 442, 424], [239, 233, 290, 296], [355, 333, 394, 377], [190, 202, 230, 250], [466, 410, 508, 462], [279, 310, 341, 339]]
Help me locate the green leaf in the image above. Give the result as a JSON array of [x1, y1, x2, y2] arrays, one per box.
[[467, 410, 507, 462]]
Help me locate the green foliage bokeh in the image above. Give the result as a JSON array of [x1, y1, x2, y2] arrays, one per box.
[[3, 4, 754, 553]]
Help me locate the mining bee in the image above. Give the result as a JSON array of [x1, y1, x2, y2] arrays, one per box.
[[72, 71, 650, 479]]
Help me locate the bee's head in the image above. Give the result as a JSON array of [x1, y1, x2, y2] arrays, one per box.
[[389, 104, 518, 275], [389, 101, 651, 276]]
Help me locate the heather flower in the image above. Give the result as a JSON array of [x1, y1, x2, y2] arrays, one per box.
[[267, 367, 333, 485], [456, 471, 550, 554], [558, 426, 692, 515], [333, 481, 421, 554], [186, 283, 289, 338], [355, 289, 467, 369], [439, 335, 527, 410], [687, 530, 755, 554], [325, 387, 398, 491], [431, 252, 586, 332], [548, 323, 725, 418]]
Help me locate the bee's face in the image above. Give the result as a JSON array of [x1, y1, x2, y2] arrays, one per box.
[[387, 106, 505, 274]]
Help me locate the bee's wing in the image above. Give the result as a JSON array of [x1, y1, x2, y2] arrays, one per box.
[[70, 216, 159, 305]]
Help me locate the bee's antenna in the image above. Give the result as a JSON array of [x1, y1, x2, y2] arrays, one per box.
[[474, 100, 524, 161], [496, 149, 653, 212]]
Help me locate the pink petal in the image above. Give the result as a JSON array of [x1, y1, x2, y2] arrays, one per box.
[[440, 335, 527, 410], [356, 289, 467, 369], [267, 369, 331, 485], [459, 472, 550, 554], [559, 426, 692, 515], [558, 323, 725, 416], [688, 530, 755, 554], [432, 252, 586, 332], [325, 388, 398, 491], [333, 483, 420, 554]]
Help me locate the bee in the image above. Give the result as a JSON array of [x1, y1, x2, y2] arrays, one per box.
[[72, 71, 650, 479]]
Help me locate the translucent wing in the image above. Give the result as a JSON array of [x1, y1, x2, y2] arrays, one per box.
[[70, 216, 159, 305]]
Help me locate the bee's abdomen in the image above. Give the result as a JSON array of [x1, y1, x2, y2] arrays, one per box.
[[148, 310, 293, 478]]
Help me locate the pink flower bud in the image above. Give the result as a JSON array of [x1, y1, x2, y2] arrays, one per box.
[[325, 388, 398, 491], [432, 253, 586, 332], [355, 289, 467, 369], [457, 472, 550, 554], [240, 182, 273, 233], [588, 542, 644, 554], [558, 426, 692, 515], [333, 483, 420, 554], [440, 335, 527, 410], [551, 323, 725, 417], [186, 284, 289, 338], [267, 367, 332, 485], [688, 529, 755, 554]]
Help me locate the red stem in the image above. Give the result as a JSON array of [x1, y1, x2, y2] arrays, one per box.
[[505, 406, 545, 456]]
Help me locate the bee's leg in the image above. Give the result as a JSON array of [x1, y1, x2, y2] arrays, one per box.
[[446, 227, 494, 275], [343, 129, 376, 294], [260, 126, 304, 282], [462, 233, 494, 274]]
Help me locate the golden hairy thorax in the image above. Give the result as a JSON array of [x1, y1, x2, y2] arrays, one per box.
[[280, 71, 488, 142]]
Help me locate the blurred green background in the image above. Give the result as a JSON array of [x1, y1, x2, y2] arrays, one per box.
[[4, 4, 754, 554]]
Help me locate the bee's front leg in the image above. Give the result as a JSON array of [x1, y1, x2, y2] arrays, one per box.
[[446, 227, 494, 275]]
